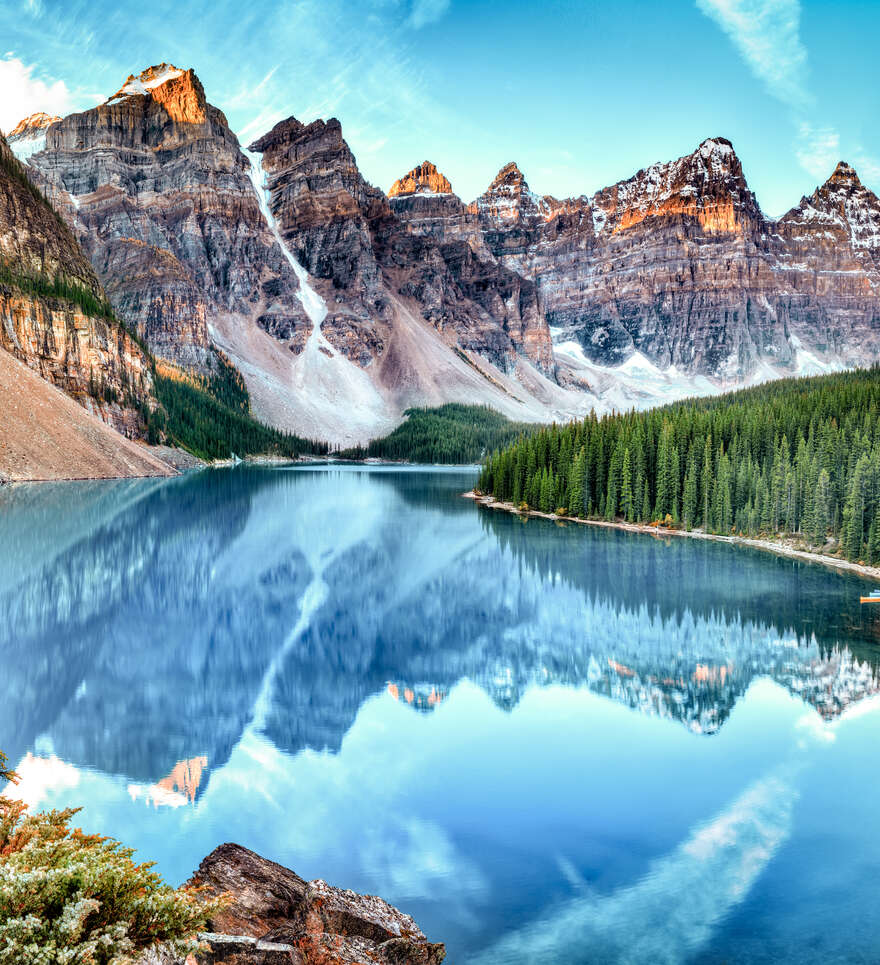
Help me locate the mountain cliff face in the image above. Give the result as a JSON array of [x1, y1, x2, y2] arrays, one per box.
[[26, 64, 308, 371], [0, 129, 154, 436], [773, 162, 880, 362], [14, 64, 880, 444], [19, 68, 570, 444], [475, 139, 880, 380], [250, 123, 555, 377], [7, 112, 61, 161]]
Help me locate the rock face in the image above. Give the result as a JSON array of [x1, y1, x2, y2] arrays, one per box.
[[388, 161, 452, 198], [26, 64, 309, 370], [6, 112, 61, 161], [0, 129, 154, 436], [158, 843, 446, 964], [252, 121, 555, 376], [18, 65, 880, 438], [474, 138, 880, 379], [773, 161, 880, 362], [0, 346, 172, 481]]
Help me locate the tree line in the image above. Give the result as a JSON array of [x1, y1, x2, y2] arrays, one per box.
[[340, 403, 538, 464], [152, 372, 327, 460], [478, 367, 880, 563]]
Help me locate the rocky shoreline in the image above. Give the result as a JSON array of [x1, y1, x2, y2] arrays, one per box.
[[466, 492, 880, 584], [144, 843, 445, 964]]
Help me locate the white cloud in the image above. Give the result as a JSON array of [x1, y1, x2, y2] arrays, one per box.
[[3, 752, 81, 810], [696, 0, 809, 109], [408, 0, 450, 29], [0, 56, 74, 135], [853, 151, 880, 189], [472, 766, 800, 964], [795, 123, 840, 180]]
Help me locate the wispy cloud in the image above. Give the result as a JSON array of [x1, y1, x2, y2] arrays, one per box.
[[0, 55, 74, 133], [695, 0, 809, 109], [795, 123, 840, 180], [471, 766, 800, 964], [408, 0, 450, 29], [694, 1, 880, 188], [853, 152, 880, 186]]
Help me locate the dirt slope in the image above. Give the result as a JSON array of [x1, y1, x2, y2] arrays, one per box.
[[0, 347, 174, 481]]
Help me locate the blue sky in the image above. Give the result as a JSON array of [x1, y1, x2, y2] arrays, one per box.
[[1, 0, 877, 214]]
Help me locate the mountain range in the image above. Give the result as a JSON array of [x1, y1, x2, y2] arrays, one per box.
[[4, 62, 880, 451]]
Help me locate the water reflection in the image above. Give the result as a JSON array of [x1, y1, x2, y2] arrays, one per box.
[[2, 466, 880, 963]]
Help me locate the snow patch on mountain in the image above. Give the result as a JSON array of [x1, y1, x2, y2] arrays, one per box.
[[551, 330, 719, 412], [9, 131, 47, 162], [106, 64, 184, 104], [239, 150, 392, 444], [6, 112, 60, 161]]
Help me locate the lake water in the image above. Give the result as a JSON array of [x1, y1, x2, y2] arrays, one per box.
[[3, 465, 880, 963]]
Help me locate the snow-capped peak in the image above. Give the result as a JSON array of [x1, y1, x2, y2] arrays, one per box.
[[106, 63, 185, 104], [778, 159, 880, 251], [828, 161, 861, 186], [8, 112, 61, 139], [698, 137, 735, 159], [6, 112, 61, 161]]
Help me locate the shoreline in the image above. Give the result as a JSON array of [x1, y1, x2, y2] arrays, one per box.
[[465, 491, 880, 584]]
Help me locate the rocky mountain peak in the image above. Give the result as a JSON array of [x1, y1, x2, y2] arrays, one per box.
[[697, 136, 736, 157], [487, 161, 529, 194], [780, 159, 880, 251], [6, 112, 62, 161], [589, 135, 755, 237], [471, 161, 550, 226], [8, 112, 61, 139], [828, 161, 861, 186], [248, 116, 309, 154], [107, 63, 184, 101], [104, 64, 210, 125], [388, 161, 452, 197]]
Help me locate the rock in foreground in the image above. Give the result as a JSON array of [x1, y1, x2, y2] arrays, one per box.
[[146, 843, 445, 964]]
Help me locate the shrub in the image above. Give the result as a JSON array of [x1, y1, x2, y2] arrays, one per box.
[[0, 797, 225, 964]]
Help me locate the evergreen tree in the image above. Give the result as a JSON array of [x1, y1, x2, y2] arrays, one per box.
[[476, 366, 880, 563], [682, 452, 698, 530], [620, 448, 635, 522]]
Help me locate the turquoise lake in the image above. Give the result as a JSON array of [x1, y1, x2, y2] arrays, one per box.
[[2, 464, 880, 963]]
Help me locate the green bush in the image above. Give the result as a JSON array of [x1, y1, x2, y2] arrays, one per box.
[[0, 796, 225, 964]]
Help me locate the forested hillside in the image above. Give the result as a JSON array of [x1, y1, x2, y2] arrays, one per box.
[[151, 359, 328, 460], [478, 368, 880, 563], [341, 404, 538, 464]]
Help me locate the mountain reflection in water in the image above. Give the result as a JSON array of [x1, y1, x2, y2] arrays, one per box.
[[2, 465, 880, 964]]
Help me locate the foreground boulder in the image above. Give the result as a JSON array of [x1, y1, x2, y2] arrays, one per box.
[[145, 843, 446, 964]]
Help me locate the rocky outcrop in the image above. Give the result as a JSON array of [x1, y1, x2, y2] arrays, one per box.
[[388, 161, 484, 248], [252, 120, 555, 376], [250, 117, 391, 365], [0, 129, 154, 434], [773, 161, 880, 361], [26, 65, 309, 370], [388, 162, 452, 198], [0, 345, 172, 480], [146, 844, 445, 964], [6, 112, 61, 162], [474, 139, 880, 379]]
